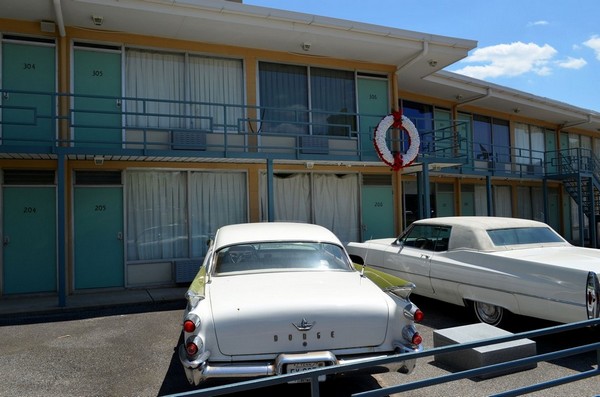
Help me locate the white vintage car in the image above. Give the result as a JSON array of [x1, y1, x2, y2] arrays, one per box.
[[346, 216, 600, 326], [178, 222, 423, 386]]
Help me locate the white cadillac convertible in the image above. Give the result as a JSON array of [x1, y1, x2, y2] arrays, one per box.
[[346, 216, 600, 326], [178, 222, 423, 386]]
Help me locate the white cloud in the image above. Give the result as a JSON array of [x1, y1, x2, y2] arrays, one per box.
[[527, 20, 549, 27], [453, 42, 557, 79], [583, 35, 600, 60], [556, 57, 587, 69]]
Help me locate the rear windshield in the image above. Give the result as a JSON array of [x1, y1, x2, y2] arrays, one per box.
[[487, 227, 565, 246], [214, 242, 352, 274]]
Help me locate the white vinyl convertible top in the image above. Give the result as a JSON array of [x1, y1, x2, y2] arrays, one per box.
[[412, 216, 567, 251], [212, 222, 342, 250], [414, 216, 548, 229]]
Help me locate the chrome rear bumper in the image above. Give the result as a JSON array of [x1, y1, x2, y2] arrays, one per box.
[[179, 344, 421, 386]]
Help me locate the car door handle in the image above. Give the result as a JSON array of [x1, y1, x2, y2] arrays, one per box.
[[3, 236, 9, 246], [420, 254, 430, 259]]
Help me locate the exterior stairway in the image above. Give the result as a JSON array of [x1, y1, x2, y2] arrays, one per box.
[[552, 148, 600, 246]]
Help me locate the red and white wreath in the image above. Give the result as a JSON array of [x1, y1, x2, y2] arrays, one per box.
[[373, 111, 420, 171]]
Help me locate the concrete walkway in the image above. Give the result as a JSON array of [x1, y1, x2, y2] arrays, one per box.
[[0, 287, 188, 324]]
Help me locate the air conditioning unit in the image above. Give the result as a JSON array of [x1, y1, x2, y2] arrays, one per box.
[[171, 129, 207, 150], [174, 260, 201, 283], [299, 135, 328, 154]]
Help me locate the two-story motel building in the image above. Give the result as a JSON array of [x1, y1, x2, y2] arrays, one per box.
[[1, 0, 600, 303]]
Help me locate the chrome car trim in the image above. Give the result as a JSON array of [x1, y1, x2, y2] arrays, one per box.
[[369, 263, 587, 309], [292, 318, 316, 331], [179, 348, 421, 385]]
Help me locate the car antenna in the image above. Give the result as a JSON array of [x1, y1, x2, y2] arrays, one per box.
[[360, 240, 372, 277]]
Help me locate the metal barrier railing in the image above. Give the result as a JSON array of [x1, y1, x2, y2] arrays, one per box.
[[166, 318, 600, 397]]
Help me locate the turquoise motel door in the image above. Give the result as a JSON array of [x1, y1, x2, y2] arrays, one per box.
[[1, 41, 55, 146], [361, 181, 394, 241], [74, 186, 124, 289], [73, 48, 122, 147], [3, 187, 56, 294], [357, 77, 389, 160]]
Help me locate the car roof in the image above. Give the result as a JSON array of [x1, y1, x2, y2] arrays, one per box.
[[212, 222, 343, 250], [412, 216, 563, 251], [413, 216, 549, 230]]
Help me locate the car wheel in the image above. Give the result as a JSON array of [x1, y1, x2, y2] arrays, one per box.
[[473, 301, 504, 326]]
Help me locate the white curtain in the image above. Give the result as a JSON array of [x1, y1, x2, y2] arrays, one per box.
[[189, 172, 247, 257], [516, 186, 532, 219], [532, 187, 544, 221], [494, 186, 512, 217], [189, 56, 244, 131], [125, 49, 185, 128], [313, 174, 359, 243], [474, 185, 488, 216], [260, 172, 359, 243], [260, 173, 311, 222], [126, 171, 188, 260]]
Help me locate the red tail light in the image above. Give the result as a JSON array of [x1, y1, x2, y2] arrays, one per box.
[[413, 309, 424, 323], [412, 332, 423, 346], [183, 320, 196, 333], [183, 314, 201, 333], [186, 342, 198, 356]]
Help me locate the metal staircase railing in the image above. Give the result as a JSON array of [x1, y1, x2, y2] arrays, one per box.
[[554, 148, 600, 219]]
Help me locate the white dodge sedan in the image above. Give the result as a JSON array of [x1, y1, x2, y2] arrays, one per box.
[[346, 216, 600, 326], [178, 222, 423, 386]]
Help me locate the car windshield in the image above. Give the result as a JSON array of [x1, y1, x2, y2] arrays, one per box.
[[487, 227, 565, 246], [214, 242, 353, 274]]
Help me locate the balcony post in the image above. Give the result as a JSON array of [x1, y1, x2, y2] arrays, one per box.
[[57, 151, 67, 307], [266, 158, 274, 222]]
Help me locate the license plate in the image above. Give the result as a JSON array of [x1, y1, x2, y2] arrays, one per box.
[[287, 362, 326, 383]]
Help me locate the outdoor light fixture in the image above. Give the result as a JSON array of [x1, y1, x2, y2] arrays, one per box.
[[91, 15, 103, 26], [428, 59, 438, 67], [94, 156, 104, 166], [302, 42, 311, 51]]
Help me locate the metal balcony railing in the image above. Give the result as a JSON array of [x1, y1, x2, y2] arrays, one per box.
[[0, 89, 464, 166]]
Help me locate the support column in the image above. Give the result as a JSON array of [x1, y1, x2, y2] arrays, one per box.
[[486, 175, 493, 216], [266, 158, 274, 222], [422, 162, 431, 219], [57, 151, 67, 307]]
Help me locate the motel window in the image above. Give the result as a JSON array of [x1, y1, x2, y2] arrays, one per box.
[[124, 49, 244, 132], [515, 122, 546, 166], [258, 62, 357, 136], [126, 170, 247, 261], [472, 115, 509, 165], [259, 172, 359, 244]]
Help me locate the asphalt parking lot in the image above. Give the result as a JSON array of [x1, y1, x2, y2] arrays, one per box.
[[1, 295, 599, 397]]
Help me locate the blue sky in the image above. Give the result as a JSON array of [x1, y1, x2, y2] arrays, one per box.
[[245, 0, 600, 112]]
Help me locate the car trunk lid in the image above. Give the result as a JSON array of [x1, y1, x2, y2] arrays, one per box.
[[208, 271, 390, 356]]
